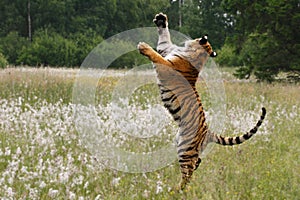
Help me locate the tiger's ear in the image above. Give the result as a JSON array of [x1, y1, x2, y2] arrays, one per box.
[[210, 51, 217, 57], [199, 34, 208, 45]]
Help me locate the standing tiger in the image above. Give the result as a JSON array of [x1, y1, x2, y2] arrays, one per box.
[[137, 13, 266, 190]]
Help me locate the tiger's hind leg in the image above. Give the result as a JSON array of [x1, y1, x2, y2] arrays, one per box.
[[177, 159, 202, 191], [153, 13, 176, 57], [178, 165, 195, 191], [177, 156, 201, 191]]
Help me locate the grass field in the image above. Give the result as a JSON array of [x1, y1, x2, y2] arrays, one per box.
[[0, 67, 299, 199]]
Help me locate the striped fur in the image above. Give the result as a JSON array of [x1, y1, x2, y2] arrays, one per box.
[[138, 13, 266, 190]]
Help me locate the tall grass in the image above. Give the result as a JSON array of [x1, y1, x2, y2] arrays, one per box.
[[0, 67, 299, 199]]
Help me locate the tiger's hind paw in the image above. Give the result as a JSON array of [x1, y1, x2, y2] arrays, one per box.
[[153, 12, 168, 28], [172, 184, 191, 194]]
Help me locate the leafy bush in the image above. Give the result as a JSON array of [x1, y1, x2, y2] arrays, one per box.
[[0, 32, 29, 65], [215, 43, 242, 67], [227, 32, 300, 82], [85, 38, 148, 69], [109, 50, 148, 68], [236, 33, 282, 82], [18, 29, 78, 67], [0, 52, 8, 68], [69, 29, 104, 66], [17, 29, 104, 67]]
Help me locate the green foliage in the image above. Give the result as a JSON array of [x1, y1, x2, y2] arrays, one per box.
[[69, 29, 104, 66], [221, 0, 300, 81], [0, 0, 299, 82], [180, 0, 230, 49], [104, 39, 148, 68], [17, 29, 104, 67], [110, 50, 148, 69], [0, 52, 8, 68], [18, 30, 77, 67], [105, 0, 170, 37], [0, 0, 170, 68], [0, 32, 29, 64], [233, 29, 300, 82], [215, 43, 242, 67], [0, 0, 27, 37], [237, 33, 281, 82]]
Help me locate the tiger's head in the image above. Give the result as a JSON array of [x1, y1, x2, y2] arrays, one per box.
[[184, 35, 217, 58], [178, 35, 217, 71]]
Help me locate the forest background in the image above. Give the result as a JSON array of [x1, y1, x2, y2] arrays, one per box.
[[0, 0, 299, 81]]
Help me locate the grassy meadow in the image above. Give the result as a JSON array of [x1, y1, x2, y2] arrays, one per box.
[[0, 67, 299, 199]]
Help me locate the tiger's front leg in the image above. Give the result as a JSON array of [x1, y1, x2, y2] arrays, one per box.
[[137, 42, 171, 66], [153, 13, 175, 57]]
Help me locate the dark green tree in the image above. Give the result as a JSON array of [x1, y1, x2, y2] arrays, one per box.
[[104, 0, 170, 38], [221, 0, 300, 81], [0, 0, 28, 37], [1, 0, 298, 74], [0, 32, 29, 64], [180, 0, 231, 49]]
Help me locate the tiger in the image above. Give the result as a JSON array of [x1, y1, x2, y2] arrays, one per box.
[[137, 12, 266, 190]]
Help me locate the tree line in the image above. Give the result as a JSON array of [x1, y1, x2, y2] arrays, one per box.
[[0, 0, 299, 81]]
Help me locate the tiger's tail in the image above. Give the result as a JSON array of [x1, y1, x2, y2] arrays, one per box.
[[211, 107, 266, 146]]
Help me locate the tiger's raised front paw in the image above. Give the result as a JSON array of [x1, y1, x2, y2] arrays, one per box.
[[137, 42, 153, 56], [153, 12, 168, 28]]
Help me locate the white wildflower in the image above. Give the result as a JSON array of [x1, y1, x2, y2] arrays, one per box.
[[84, 181, 89, 189], [155, 174, 163, 194], [8, 177, 14, 185], [59, 171, 69, 184], [48, 188, 59, 198], [16, 147, 22, 155], [111, 177, 121, 186], [72, 175, 84, 186], [4, 147, 11, 156], [39, 181, 47, 188], [156, 182, 163, 194], [68, 191, 76, 200], [143, 190, 150, 198], [29, 188, 38, 199], [95, 194, 103, 200], [7, 187, 14, 197]]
